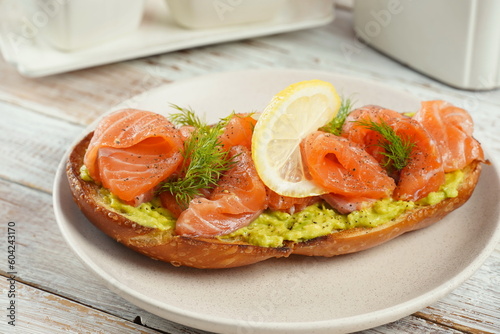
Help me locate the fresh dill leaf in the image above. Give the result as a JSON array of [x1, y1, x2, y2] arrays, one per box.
[[168, 104, 206, 128], [356, 118, 415, 171], [160, 106, 234, 208], [320, 97, 354, 135]]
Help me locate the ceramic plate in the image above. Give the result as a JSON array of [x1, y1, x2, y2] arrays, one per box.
[[53, 70, 500, 334]]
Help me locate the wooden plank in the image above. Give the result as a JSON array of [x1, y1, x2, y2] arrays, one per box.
[[415, 248, 500, 334], [0, 101, 83, 193], [0, 178, 498, 333], [358, 315, 464, 333], [0, 58, 171, 126], [0, 279, 161, 334]]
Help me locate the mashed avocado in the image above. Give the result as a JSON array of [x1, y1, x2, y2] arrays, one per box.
[[80, 165, 93, 182], [90, 167, 463, 247], [100, 189, 176, 231], [221, 199, 415, 247]]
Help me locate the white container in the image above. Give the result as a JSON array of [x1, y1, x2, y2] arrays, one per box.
[[353, 0, 500, 90], [22, 0, 145, 50], [166, 0, 286, 29]]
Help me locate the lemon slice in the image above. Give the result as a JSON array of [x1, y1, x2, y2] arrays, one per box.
[[252, 79, 341, 197]]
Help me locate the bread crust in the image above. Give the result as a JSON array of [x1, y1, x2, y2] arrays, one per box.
[[67, 133, 483, 269]]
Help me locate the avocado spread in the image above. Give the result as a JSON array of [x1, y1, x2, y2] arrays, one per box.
[[100, 189, 176, 231], [221, 199, 415, 247], [417, 170, 464, 205], [79, 165, 93, 182], [89, 166, 463, 248]]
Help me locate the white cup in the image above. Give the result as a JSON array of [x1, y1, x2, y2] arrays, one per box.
[[20, 0, 145, 51]]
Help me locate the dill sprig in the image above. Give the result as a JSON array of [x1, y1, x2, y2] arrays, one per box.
[[168, 104, 206, 128], [320, 97, 354, 135], [356, 118, 415, 171], [159, 105, 234, 208]]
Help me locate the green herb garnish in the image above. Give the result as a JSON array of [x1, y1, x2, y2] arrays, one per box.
[[321, 97, 354, 135], [356, 118, 415, 171], [168, 104, 206, 128], [159, 105, 234, 208]]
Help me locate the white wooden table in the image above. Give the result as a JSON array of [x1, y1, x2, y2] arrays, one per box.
[[0, 4, 499, 334]]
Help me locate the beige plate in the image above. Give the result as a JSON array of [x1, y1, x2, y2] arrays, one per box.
[[53, 69, 500, 334]]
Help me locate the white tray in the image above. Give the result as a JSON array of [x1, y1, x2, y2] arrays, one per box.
[[0, 0, 334, 77]]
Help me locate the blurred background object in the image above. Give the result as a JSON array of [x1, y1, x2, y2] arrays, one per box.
[[21, 0, 145, 50], [165, 0, 286, 29], [353, 0, 500, 90], [0, 0, 335, 77]]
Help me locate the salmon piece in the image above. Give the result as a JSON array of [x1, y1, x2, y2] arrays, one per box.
[[266, 188, 319, 214], [301, 131, 396, 199], [160, 187, 212, 219], [84, 109, 184, 204], [175, 145, 267, 237], [219, 113, 257, 151], [342, 106, 445, 201], [159, 192, 184, 218], [413, 100, 484, 172], [341, 107, 384, 163], [321, 193, 377, 214]]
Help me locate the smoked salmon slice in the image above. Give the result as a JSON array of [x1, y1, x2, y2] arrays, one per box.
[[219, 113, 257, 151], [84, 109, 184, 204], [266, 188, 319, 214], [413, 100, 484, 172], [321, 193, 377, 214], [301, 131, 396, 199], [175, 145, 267, 237], [342, 106, 445, 201]]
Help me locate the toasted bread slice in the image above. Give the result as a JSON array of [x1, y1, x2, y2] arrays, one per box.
[[67, 133, 292, 269], [67, 133, 482, 269]]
